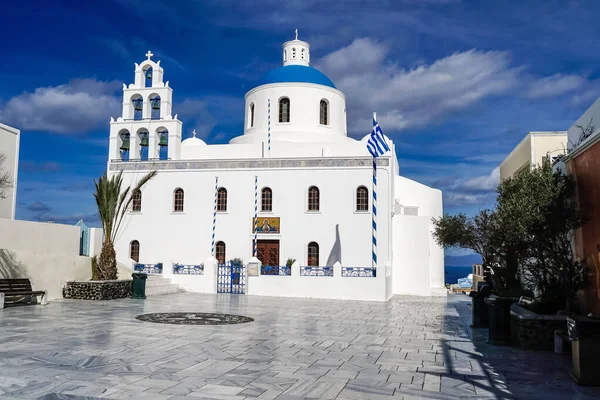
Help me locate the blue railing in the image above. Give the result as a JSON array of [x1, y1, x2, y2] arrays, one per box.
[[300, 266, 334, 277], [173, 264, 204, 275], [341, 267, 376, 277], [260, 265, 291, 276], [134, 263, 163, 274]]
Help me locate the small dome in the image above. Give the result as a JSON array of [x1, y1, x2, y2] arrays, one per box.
[[258, 65, 336, 89], [182, 136, 206, 146]]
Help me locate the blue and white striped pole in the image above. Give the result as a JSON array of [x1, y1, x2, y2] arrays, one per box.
[[372, 112, 377, 270], [366, 112, 389, 271], [267, 99, 271, 151], [211, 176, 219, 257], [253, 175, 258, 257]]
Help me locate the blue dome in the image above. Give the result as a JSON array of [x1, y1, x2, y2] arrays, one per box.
[[258, 65, 336, 88]]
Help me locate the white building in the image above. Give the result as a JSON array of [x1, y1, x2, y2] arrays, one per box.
[[107, 36, 445, 300], [0, 122, 20, 220]]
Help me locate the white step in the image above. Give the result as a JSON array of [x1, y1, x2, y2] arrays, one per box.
[[144, 275, 182, 296]]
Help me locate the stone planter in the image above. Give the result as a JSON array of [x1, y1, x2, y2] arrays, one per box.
[[63, 280, 132, 300], [510, 303, 567, 350]]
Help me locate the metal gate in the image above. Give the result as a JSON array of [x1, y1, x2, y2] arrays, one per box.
[[217, 261, 246, 294]]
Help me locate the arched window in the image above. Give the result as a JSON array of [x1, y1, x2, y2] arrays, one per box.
[[308, 186, 320, 211], [249, 103, 255, 128], [356, 186, 368, 211], [301, 48, 305, 60], [284, 49, 287, 61], [308, 242, 319, 266], [144, 66, 153, 88], [217, 188, 227, 211], [130, 240, 140, 262], [292, 47, 296, 59], [216, 241, 226, 264], [279, 98, 290, 123], [158, 129, 168, 160], [261, 187, 272, 211], [150, 95, 161, 120], [132, 189, 142, 212], [132, 95, 143, 121], [138, 130, 149, 161], [320, 100, 328, 125], [119, 130, 130, 161], [173, 188, 184, 212]]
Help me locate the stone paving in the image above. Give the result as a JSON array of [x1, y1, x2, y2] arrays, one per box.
[[1, 293, 599, 400]]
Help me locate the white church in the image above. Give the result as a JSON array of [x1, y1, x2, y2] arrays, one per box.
[[107, 34, 445, 301]]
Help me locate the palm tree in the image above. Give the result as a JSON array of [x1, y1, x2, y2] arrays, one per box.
[[93, 170, 157, 280]]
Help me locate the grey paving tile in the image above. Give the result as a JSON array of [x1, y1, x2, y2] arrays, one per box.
[[2, 293, 599, 399]]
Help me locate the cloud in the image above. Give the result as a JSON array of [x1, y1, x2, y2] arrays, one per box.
[[0, 78, 121, 134], [317, 39, 521, 133], [20, 161, 62, 172], [461, 167, 500, 191], [26, 201, 51, 213], [432, 167, 500, 207], [526, 73, 586, 99]]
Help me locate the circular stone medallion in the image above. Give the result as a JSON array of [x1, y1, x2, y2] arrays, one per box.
[[135, 312, 254, 325]]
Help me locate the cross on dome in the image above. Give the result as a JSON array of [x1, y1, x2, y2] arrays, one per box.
[[192, 129, 197, 138], [145, 50, 154, 60], [295, 29, 298, 40]]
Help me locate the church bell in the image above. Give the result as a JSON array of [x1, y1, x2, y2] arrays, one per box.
[[151, 99, 160, 110], [134, 100, 143, 111], [119, 136, 130, 151], [146, 70, 152, 80], [158, 133, 168, 147], [140, 134, 149, 147]]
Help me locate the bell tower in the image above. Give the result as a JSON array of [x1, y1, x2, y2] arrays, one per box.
[[283, 29, 310, 66], [108, 51, 182, 164]]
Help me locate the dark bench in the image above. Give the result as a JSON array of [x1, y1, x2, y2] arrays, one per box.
[[0, 279, 48, 309]]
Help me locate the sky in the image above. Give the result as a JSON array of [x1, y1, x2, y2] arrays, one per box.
[[2, 0, 599, 237]]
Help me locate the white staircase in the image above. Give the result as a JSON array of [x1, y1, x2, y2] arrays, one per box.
[[144, 275, 183, 296], [117, 262, 182, 296]]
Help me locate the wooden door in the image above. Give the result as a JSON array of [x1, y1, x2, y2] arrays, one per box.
[[256, 240, 279, 266]]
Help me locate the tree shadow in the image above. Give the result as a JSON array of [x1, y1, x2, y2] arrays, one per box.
[[438, 295, 600, 400], [0, 249, 27, 279]]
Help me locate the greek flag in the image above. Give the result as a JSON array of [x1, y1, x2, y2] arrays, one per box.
[[367, 117, 390, 158]]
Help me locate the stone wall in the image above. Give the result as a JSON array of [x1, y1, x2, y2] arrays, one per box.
[[510, 304, 567, 350], [63, 280, 132, 300]]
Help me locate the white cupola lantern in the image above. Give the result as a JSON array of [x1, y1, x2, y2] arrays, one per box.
[[283, 29, 310, 66]]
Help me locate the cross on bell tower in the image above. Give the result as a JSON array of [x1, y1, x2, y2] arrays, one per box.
[[145, 50, 154, 60]]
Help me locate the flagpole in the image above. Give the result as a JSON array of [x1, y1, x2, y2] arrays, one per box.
[[372, 112, 377, 271], [253, 175, 258, 257], [211, 176, 219, 257]]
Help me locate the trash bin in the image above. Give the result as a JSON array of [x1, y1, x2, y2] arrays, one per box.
[[484, 295, 518, 345], [469, 283, 491, 328], [131, 273, 148, 299], [568, 315, 600, 385]]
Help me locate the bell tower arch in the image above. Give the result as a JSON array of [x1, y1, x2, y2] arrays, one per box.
[[108, 51, 182, 163]]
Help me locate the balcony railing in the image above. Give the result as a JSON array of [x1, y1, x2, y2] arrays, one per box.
[[133, 263, 163, 274], [260, 265, 291, 276], [341, 267, 376, 277], [173, 264, 204, 275], [300, 266, 333, 277]]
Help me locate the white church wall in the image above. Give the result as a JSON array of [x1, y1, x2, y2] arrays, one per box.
[[246, 263, 387, 301], [88, 227, 103, 257], [0, 218, 80, 255], [0, 248, 90, 299], [392, 215, 433, 296], [111, 162, 393, 272], [0, 122, 19, 220]]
